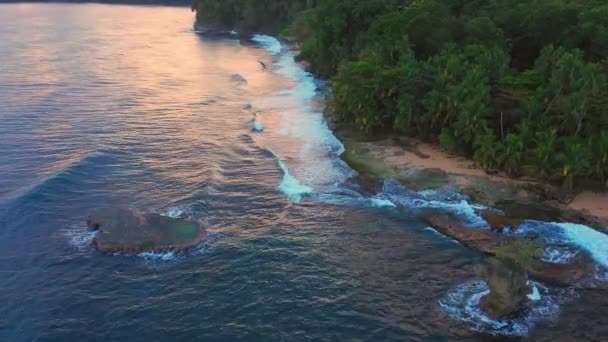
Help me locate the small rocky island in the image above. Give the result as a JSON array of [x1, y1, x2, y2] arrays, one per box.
[[88, 207, 207, 253]]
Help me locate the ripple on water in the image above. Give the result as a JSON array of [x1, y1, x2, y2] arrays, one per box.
[[135, 232, 225, 266], [439, 280, 576, 336]]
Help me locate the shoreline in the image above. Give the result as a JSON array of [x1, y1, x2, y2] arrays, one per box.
[[283, 36, 608, 228], [195, 27, 608, 228], [329, 119, 608, 228]]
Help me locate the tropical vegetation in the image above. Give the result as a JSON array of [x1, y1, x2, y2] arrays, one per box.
[[193, 0, 608, 190]]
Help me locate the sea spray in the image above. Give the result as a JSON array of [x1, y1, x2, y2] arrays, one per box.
[[555, 222, 608, 268], [277, 160, 312, 202]]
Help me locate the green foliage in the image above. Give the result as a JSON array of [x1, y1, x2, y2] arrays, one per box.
[[192, 0, 608, 189], [557, 140, 593, 191], [474, 127, 504, 171], [464, 16, 505, 48], [193, 0, 313, 33], [496, 240, 542, 268], [438, 128, 457, 150]]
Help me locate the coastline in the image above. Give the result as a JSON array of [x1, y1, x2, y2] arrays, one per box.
[[280, 35, 608, 228], [330, 120, 608, 227], [193, 24, 608, 228]]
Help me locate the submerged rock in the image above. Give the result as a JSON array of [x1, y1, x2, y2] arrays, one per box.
[[88, 207, 207, 253], [476, 258, 529, 319], [230, 74, 247, 83]]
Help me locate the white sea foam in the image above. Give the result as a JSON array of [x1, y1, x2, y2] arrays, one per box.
[[251, 35, 282, 55], [553, 222, 608, 268], [505, 221, 608, 270], [527, 282, 542, 301], [252, 35, 354, 202], [65, 226, 97, 251], [381, 181, 486, 226], [136, 233, 224, 262], [162, 207, 186, 219], [277, 160, 313, 202], [138, 251, 177, 261], [439, 280, 566, 336], [542, 246, 578, 264], [370, 198, 396, 208]]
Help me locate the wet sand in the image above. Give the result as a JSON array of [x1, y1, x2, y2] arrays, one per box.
[[570, 191, 608, 221]]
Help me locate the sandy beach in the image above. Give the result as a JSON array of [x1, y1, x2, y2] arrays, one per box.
[[340, 135, 608, 224]]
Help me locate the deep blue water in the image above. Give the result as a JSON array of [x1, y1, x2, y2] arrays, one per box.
[[0, 4, 607, 341]]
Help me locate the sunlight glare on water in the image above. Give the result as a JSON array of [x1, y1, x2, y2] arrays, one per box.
[[0, 4, 607, 341]]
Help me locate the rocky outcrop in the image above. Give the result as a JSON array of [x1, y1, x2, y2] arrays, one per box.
[[424, 213, 608, 289], [88, 207, 207, 253], [494, 200, 605, 229], [424, 214, 514, 255], [529, 255, 607, 289], [476, 258, 529, 319], [481, 211, 525, 231]]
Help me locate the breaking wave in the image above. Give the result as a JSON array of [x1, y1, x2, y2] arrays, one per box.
[[251, 35, 355, 202], [381, 180, 487, 226], [509, 221, 608, 270]]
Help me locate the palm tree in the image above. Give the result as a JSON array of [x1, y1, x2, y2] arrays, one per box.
[[557, 141, 593, 191], [531, 129, 558, 178]]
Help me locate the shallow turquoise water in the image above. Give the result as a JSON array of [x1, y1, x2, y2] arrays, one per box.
[[0, 4, 606, 341]]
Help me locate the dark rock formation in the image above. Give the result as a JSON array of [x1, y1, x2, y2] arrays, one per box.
[[424, 213, 608, 289], [481, 211, 525, 231], [424, 214, 514, 255], [529, 255, 607, 289], [494, 200, 604, 229], [88, 207, 207, 253], [476, 258, 529, 319]]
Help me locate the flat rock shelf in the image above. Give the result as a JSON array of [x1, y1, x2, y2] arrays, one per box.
[[87, 207, 207, 253]]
